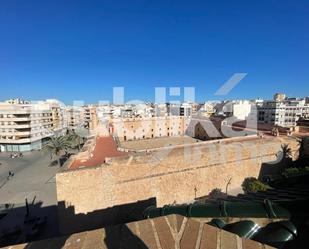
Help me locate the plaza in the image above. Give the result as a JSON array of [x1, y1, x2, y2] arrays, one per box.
[[0, 150, 62, 241]]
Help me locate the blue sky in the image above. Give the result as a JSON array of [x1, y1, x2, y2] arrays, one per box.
[[0, 0, 308, 104]]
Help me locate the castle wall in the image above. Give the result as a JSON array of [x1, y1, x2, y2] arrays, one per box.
[[56, 136, 299, 234]]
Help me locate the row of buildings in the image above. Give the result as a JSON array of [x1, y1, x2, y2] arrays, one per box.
[[96, 102, 198, 119], [199, 93, 309, 128], [98, 93, 309, 129], [0, 99, 99, 152], [1, 93, 308, 152]]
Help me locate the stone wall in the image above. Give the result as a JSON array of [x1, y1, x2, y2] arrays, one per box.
[[110, 116, 187, 141], [110, 116, 258, 143], [56, 136, 299, 235]]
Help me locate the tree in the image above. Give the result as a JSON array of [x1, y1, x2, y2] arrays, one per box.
[[281, 144, 294, 168], [208, 188, 227, 199], [67, 131, 83, 151], [281, 144, 292, 159], [241, 177, 271, 194], [67, 127, 88, 151], [43, 136, 70, 166]]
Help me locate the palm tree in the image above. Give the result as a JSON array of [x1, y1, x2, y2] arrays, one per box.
[[281, 144, 293, 168], [281, 144, 292, 159], [67, 131, 84, 151], [43, 136, 70, 166]]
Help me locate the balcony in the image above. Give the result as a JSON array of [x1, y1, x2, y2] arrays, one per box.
[[0, 117, 31, 122], [0, 138, 31, 144], [0, 130, 31, 136], [0, 123, 31, 129]]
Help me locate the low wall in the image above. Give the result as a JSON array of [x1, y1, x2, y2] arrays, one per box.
[[298, 126, 309, 133], [56, 136, 299, 235]]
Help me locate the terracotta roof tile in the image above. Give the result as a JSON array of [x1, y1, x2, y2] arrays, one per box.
[[199, 224, 218, 249], [3, 215, 276, 249]]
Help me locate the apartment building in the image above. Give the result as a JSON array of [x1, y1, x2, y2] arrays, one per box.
[[41, 99, 68, 135], [168, 103, 192, 117], [0, 102, 54, 152], [258, 98, 309, 127], [0, 99, 70, 152], [66, 106, 84, 130], [66, 105, 99, 131], [97, 105, 114, 119], [83, 105, 99, 130]]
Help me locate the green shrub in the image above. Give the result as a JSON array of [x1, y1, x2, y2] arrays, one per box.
[[208, 188, 226, 199], [242, 177, 271, 194], [282, 167, 309, 177]]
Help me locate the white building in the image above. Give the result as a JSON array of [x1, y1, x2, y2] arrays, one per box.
[[66, 105, 99, 131], [168, 103, 192, 117], [232, 100, 254, 120], [216, 100, 254, 120], [273, 93, 286, 102], [41, 99, 68, 135], [258, 98, 309, 127], [0, 99, 69, 152], [66, 106, 85, 130], [0, 101, 54, 152]]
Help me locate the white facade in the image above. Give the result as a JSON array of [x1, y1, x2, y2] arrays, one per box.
[[258, 99, 309, 127], [232, 101, 254, 120], [180, 103, 192, 117], [273, 93, 286, 102], [168, 103, 192, 117], [66, 106, 84, 130], [217, 100, 254, 120], [97, 104, 155, 119], [0, 99, 67, 152], [0, 103, 53, 152]]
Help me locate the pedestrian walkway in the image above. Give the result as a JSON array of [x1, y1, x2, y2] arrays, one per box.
[[69, 136, 127, 170]]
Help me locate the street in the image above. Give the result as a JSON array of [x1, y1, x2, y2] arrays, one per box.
[[0, 151, 59, 207]]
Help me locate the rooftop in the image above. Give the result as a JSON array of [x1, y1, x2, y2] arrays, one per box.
[[1, 214, 275, 249]]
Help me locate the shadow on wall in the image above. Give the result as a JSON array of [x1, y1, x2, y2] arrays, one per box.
[[1, 199, 155, 248], [58, 197, 157, 236], [258, 143, 299, 180], [258, 157, 290, 180], [21, 223, 148, 249], [104, 224, 148, 249], [193, 122, 223, 140]]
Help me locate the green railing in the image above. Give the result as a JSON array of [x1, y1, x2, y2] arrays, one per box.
[[144, 199, 309, 219]]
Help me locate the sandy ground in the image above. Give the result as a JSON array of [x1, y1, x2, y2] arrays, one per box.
[[120, 136, 202, 150]]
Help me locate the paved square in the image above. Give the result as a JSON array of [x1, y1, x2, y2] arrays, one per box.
[[0, 150, 63, 240]]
